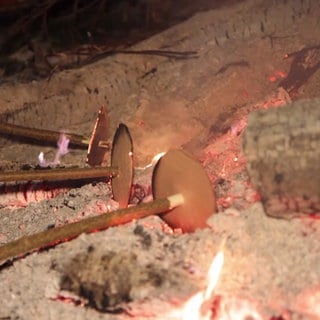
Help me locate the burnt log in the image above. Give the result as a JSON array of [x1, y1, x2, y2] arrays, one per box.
[[242, 99, 320, 218]]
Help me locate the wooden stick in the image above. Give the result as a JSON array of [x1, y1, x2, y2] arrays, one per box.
[[0, 166, 118, 182], [0, 122, 89, 148], [0, 195, 184, 264]]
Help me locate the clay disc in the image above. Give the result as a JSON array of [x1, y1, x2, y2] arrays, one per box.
[[152, 149, 216, 232], [87, 106, 110, 167], [111, 123, 134, 208]]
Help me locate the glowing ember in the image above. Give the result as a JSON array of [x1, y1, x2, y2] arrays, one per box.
[[169, 250, 224, 320], [0, 182, 69, 208], [267, 70, 286, 82], [213, 296, 264, 320]]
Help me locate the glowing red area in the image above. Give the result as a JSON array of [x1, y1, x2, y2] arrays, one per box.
[[294, 286, 320, 318], [50, 294, 85, 306], [269, 76, 277, 82], [0, 183, 68, 208], [202, 90, 289, 211], [268, 70, 287, 82], [201, 120, 252, 210], [275, 70, 286, 78], [210, 295, 264, 320]]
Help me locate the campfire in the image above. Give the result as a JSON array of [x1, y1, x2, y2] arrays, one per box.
[[0, 0, 319, 319]]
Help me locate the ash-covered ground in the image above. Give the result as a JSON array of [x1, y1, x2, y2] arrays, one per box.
[[0, 0, 319, 319]]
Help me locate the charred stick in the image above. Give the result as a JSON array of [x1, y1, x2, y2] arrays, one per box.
[[0, 195, 183, 263], [84, 49, 199, 65]]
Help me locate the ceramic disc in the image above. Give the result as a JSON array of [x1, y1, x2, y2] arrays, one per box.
[[111, 123, 134, 208], [87, 106, 110, 167], [152, 149, 216, 232]]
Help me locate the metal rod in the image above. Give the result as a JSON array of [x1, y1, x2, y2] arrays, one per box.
[[0, 197, 173, 263], [0, 122, 90, 148], [0, 166, 119, 182]]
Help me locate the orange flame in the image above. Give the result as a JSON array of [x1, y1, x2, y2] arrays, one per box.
[[185, 250, 224, 320], [204, 251, 224, 301], [169, 250, 224, 320], [167, 247, 266, 320]]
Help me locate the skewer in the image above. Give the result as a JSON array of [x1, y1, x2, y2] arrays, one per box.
[[0, 122, 90, 148], [0, 166, 118, 182], [0, 106, 110, 165], [0, 149, 216, 264], [0, 123, 134, 208]]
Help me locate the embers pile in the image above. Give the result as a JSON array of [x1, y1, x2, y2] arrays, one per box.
[[0, 97, 319, 319]]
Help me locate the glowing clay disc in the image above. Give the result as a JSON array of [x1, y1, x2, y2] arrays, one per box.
[[111, 123, 134, 208], [152, 149, 216, 232]]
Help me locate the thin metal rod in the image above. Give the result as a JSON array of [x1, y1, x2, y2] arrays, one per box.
[[0, 198, 172, 263], [0, 122, 90, 148], [0, 166, 119, 182]]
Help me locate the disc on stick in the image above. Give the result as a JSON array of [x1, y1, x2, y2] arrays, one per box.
[[152, 149, 216, 232], [87, 106, 110, 166], [111, 123, 134, 208]]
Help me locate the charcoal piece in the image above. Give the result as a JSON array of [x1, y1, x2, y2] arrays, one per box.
[[60, 250, 135, 311], [60, 248, 174, 312], [242, 99, 320, 218]]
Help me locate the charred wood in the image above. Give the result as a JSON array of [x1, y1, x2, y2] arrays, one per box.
[[243, 99, 320, 218]]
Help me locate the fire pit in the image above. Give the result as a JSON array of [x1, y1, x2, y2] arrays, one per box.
[[0, 0, 319, 319]]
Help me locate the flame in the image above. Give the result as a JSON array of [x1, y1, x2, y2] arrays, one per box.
[[167, 250, 265, 320], [169, 250, 224, 320], [151, 152, 166, 166], [203, 251, 224, 301], [137, 152, 166, 170], [38, 132, 70, 167], [181, 292, 206, 320]]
